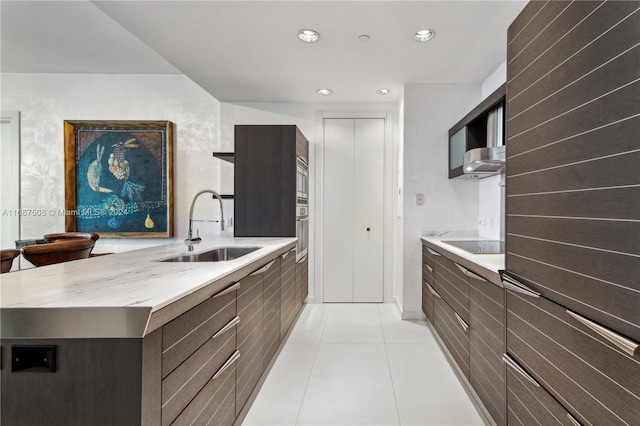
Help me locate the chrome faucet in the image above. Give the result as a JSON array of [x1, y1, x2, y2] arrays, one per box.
[[186, 189, 225, 251]]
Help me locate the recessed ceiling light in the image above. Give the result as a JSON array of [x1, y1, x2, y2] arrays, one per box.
[[377, 89, 392, 95], [316, 88, 333, 96], [413, 29, 435, 42], [359, 34, 370, 41], [298, 29, 319, 43]]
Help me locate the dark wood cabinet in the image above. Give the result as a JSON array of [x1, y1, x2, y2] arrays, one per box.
[[434, 293, 470, 379], [234, 125, 309, 237], [421, 245, 436, 324], [506, 289, 640, 425], [505, 2, 640, 425], [296, 255, 308, 309], [263, 257, 281, 368], [504, 354, 579, 426], [280, 249, 297, 339], [432, 249, 470, 324], [469, 275, 505, 426]]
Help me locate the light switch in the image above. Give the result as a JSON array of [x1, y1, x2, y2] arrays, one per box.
[[416, 193, 424, 206]]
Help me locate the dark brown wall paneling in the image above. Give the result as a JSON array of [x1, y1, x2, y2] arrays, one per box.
[[507, 291, 640, 425]]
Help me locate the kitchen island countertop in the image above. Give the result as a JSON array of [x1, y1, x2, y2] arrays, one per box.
[[1, 236, 296, 339]]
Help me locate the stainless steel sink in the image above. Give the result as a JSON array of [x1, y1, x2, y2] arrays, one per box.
[[160, 246, 261, 262]]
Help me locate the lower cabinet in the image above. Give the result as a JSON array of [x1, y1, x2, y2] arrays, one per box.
[[296, 254, 308, 308], [434, 293, 470, 379], [504, 354, 579, 426], [469, 275, 505, 426], [280, 249, 297, 339], [506, 288, 640, 426]]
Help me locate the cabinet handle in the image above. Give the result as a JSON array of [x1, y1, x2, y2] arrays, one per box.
[[250, 259, 276, 276], [567, 413, 583, 426], [454, 312, 469, 332], [427, 283, 441, 298], [454, 263, 487, 282], [211, 350, 240, 381], [425, 264, 433, 273], [566, 310, 639, 357], [211, 316, 240, 340], [296, 255, 308, 264], [281, 248, 295, 261], [213, 282, 241, 299], [502, 353, 540, 388], [502, 274, 540, 298], [426, 247, 441, 256]]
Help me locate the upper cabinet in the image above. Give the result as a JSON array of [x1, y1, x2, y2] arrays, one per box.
[[448, 84, 506, 179]]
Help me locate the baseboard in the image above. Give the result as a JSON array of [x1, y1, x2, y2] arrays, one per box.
[[393, 296, 427, 320], [305, 295, 315, 304]]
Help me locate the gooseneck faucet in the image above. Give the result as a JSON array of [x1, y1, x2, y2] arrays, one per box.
[[185, 189, 225, 251]]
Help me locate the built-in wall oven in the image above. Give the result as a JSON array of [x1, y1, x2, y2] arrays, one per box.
[[296, 156, 309, 261]]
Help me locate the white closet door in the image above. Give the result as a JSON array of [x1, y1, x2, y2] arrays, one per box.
[[322, 118, 384, 303], [323, 119, 355, 302], [353, 119, 384, 302]]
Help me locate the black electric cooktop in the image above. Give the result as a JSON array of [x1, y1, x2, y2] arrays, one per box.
[[442, 240, 505, 254]]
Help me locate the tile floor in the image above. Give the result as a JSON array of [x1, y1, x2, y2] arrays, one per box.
[[241, 304, 485, 426]]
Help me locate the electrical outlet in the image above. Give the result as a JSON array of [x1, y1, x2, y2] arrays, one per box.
[[416, 193, 424, 206]]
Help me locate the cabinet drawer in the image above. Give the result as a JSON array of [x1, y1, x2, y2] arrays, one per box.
[[422, 245, 436, 268], [505, 355, 578, 426], [162, 321, 237, 425], [281, 250, 297, 339], [506, 290, 640, 425], [434, 294, 470, 379], [263, 259, 281, 369], [433, 254, 470, 323], [469, 276, 505, 426], [162, 283, 238, 378], [172, 351, 239, 426], [422, 261, 434, 285], [296, 255, 308, 307], [236, 268, 266, 415], [422, 279, 434, 324]]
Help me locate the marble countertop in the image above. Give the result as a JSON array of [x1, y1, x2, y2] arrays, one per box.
[[420, 235, 505, 286], [1, 236, 296, 339]]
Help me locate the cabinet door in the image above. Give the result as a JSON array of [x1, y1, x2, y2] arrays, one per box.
[[469, 276, 505, 426], [263, 257, 281, 367], [504, 354, 578, 426], [434, 292, 470, 379], [236, 265, 266, 415], [432, 252, 470, 323], [506, 290, 640, 425], [280, 250, 296, 339], [421, 249, 435, 324], [506, 0, 640, 343], [296, 255, 308, 308]]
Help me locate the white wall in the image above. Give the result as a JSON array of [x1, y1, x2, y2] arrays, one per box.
[[401, 83, 482, 318], [1, 73, 222, 255]]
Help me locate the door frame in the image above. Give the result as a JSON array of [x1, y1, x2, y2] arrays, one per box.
[[1, 111, 21, 262], [313, 111, 394, 304]]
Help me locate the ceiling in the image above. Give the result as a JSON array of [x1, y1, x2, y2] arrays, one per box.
[[1, 1, 527, 103]]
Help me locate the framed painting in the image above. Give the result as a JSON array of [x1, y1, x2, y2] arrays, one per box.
[[64, 120, 174, 238]]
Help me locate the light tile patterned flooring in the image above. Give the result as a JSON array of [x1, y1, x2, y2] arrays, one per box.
[[241, 304, 485, 426]]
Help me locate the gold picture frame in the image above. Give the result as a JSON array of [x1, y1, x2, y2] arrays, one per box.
[[64, 120, 174, 238]]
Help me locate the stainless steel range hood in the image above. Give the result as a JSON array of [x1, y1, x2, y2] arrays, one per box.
[[464, 102, 505, 175]]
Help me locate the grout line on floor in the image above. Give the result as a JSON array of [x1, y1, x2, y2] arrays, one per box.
[[379, 304, 403, 425], [293, 304, 332, 425]]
